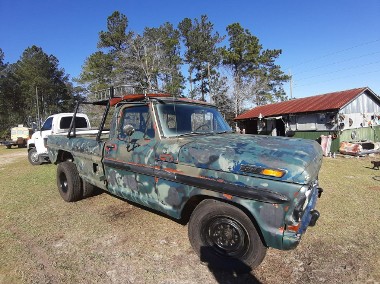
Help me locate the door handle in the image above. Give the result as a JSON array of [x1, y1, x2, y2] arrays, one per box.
[[106, 144, 115, 149]]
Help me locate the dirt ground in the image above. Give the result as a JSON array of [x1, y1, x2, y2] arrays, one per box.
[[0, 149, 379, 284], [0, 150, 26, 169]]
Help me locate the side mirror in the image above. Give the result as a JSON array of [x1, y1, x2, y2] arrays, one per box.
[[123, 124, 135, 137]]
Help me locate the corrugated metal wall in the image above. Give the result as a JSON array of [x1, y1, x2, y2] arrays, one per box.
[[288, 113, 338, 131], [340, 126, 380, 143], [292, 126, 380, 153], [293, 131, 340, 153], [341, 93, 380, 114]]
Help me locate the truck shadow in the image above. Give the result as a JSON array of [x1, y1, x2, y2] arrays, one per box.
[[99, 193, 262, 282], [200, 246, 262, 284]]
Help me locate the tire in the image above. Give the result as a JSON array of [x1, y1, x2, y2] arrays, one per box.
[[82, 180, 102, 198], [188, 199, 267, 272], [56, 161, 82, 202], [6, 145, 11, 149], [28, 148, 42, 165]]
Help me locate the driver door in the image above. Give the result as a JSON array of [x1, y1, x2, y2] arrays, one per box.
[[103, 103, 159, 208]]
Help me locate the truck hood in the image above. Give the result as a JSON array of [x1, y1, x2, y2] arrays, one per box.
[[157, 134, 323, 184]]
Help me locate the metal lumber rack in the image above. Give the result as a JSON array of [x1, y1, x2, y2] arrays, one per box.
[[68, 84, 161, 141]]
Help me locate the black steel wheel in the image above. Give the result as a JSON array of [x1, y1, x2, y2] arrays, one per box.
[[56, 161, 82, 202], [188, 199, 267, 272], [203, 216, 249, 258]]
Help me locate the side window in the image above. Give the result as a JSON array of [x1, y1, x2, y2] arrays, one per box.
[[119, 105, 154, 140], [41, 117, 53, 131]]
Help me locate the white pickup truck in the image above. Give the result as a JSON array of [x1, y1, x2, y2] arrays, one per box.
[[27, 113, 91, 165]]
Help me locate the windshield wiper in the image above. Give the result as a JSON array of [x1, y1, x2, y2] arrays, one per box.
[[175, 132, 212, 137], [191, 131, 216, 135], [215, 130, 230, 134], [176, 133, 196, 137]]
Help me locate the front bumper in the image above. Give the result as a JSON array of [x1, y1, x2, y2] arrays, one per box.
[[282, 186, 323, 250], [37, 153, 50, 163], [297, 186, 321, 234]]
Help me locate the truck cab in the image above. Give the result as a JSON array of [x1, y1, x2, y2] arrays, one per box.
[[27, 113, 91, 165]]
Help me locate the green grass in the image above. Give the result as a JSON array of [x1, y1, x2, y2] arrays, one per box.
[[0, 152, 379, 283], [0, 150, 56, 281]]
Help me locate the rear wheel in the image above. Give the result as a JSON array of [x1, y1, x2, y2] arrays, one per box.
[[83, 180, 102, 198], [28, 148, 42, 165], [57, 161, 82, 202], [188, 199, 267, 272]]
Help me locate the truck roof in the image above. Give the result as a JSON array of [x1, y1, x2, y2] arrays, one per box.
[[109, 93, 214, 107], [46, 113, 88, 118]]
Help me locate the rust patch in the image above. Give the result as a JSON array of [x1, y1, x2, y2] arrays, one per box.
[[110, 97, 123, 106], [127, 161, 154, 170], [223, 193, 233, 200], [287, 223, 301, 232], [163, 167, 184, 174], [199, 175, 226, 183], [159, 154, 174, 162]]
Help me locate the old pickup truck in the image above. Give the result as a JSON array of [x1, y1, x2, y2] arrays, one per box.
[[47, 90, 323, 271]]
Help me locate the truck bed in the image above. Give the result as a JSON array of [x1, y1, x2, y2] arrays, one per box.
[[47, 134, 108, 190]]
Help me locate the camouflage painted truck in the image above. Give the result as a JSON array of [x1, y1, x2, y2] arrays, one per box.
[[47, 91, 323, 270]]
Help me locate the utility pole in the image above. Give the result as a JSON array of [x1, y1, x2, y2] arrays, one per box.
[[36, 86, 41, 129], [289, 70, 293, 99], [189, 70, 193, 99], [207, 62, 212, 104]]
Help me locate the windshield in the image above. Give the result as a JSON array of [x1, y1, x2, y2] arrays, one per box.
[[156, 103, 232, 137], [41, 117, 53, 131]]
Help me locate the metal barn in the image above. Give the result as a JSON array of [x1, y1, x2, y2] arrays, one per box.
[[235, 87, 380, 153]]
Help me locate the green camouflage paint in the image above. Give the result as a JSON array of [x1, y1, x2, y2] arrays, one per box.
[[47, 98, 323, 251]]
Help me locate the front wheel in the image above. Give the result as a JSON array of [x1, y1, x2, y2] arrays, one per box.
[[188, 199, 267, 272], [57, 161, 82, 202], [28, 148, 42, 165]]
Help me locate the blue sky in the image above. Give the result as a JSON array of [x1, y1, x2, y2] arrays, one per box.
[[1, 0, 379, 99]]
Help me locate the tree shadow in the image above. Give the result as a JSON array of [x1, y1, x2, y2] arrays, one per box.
[[200, 246, 262, 284]]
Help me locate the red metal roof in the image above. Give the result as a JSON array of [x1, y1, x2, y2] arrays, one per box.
[[235, 87, 373, 120]]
